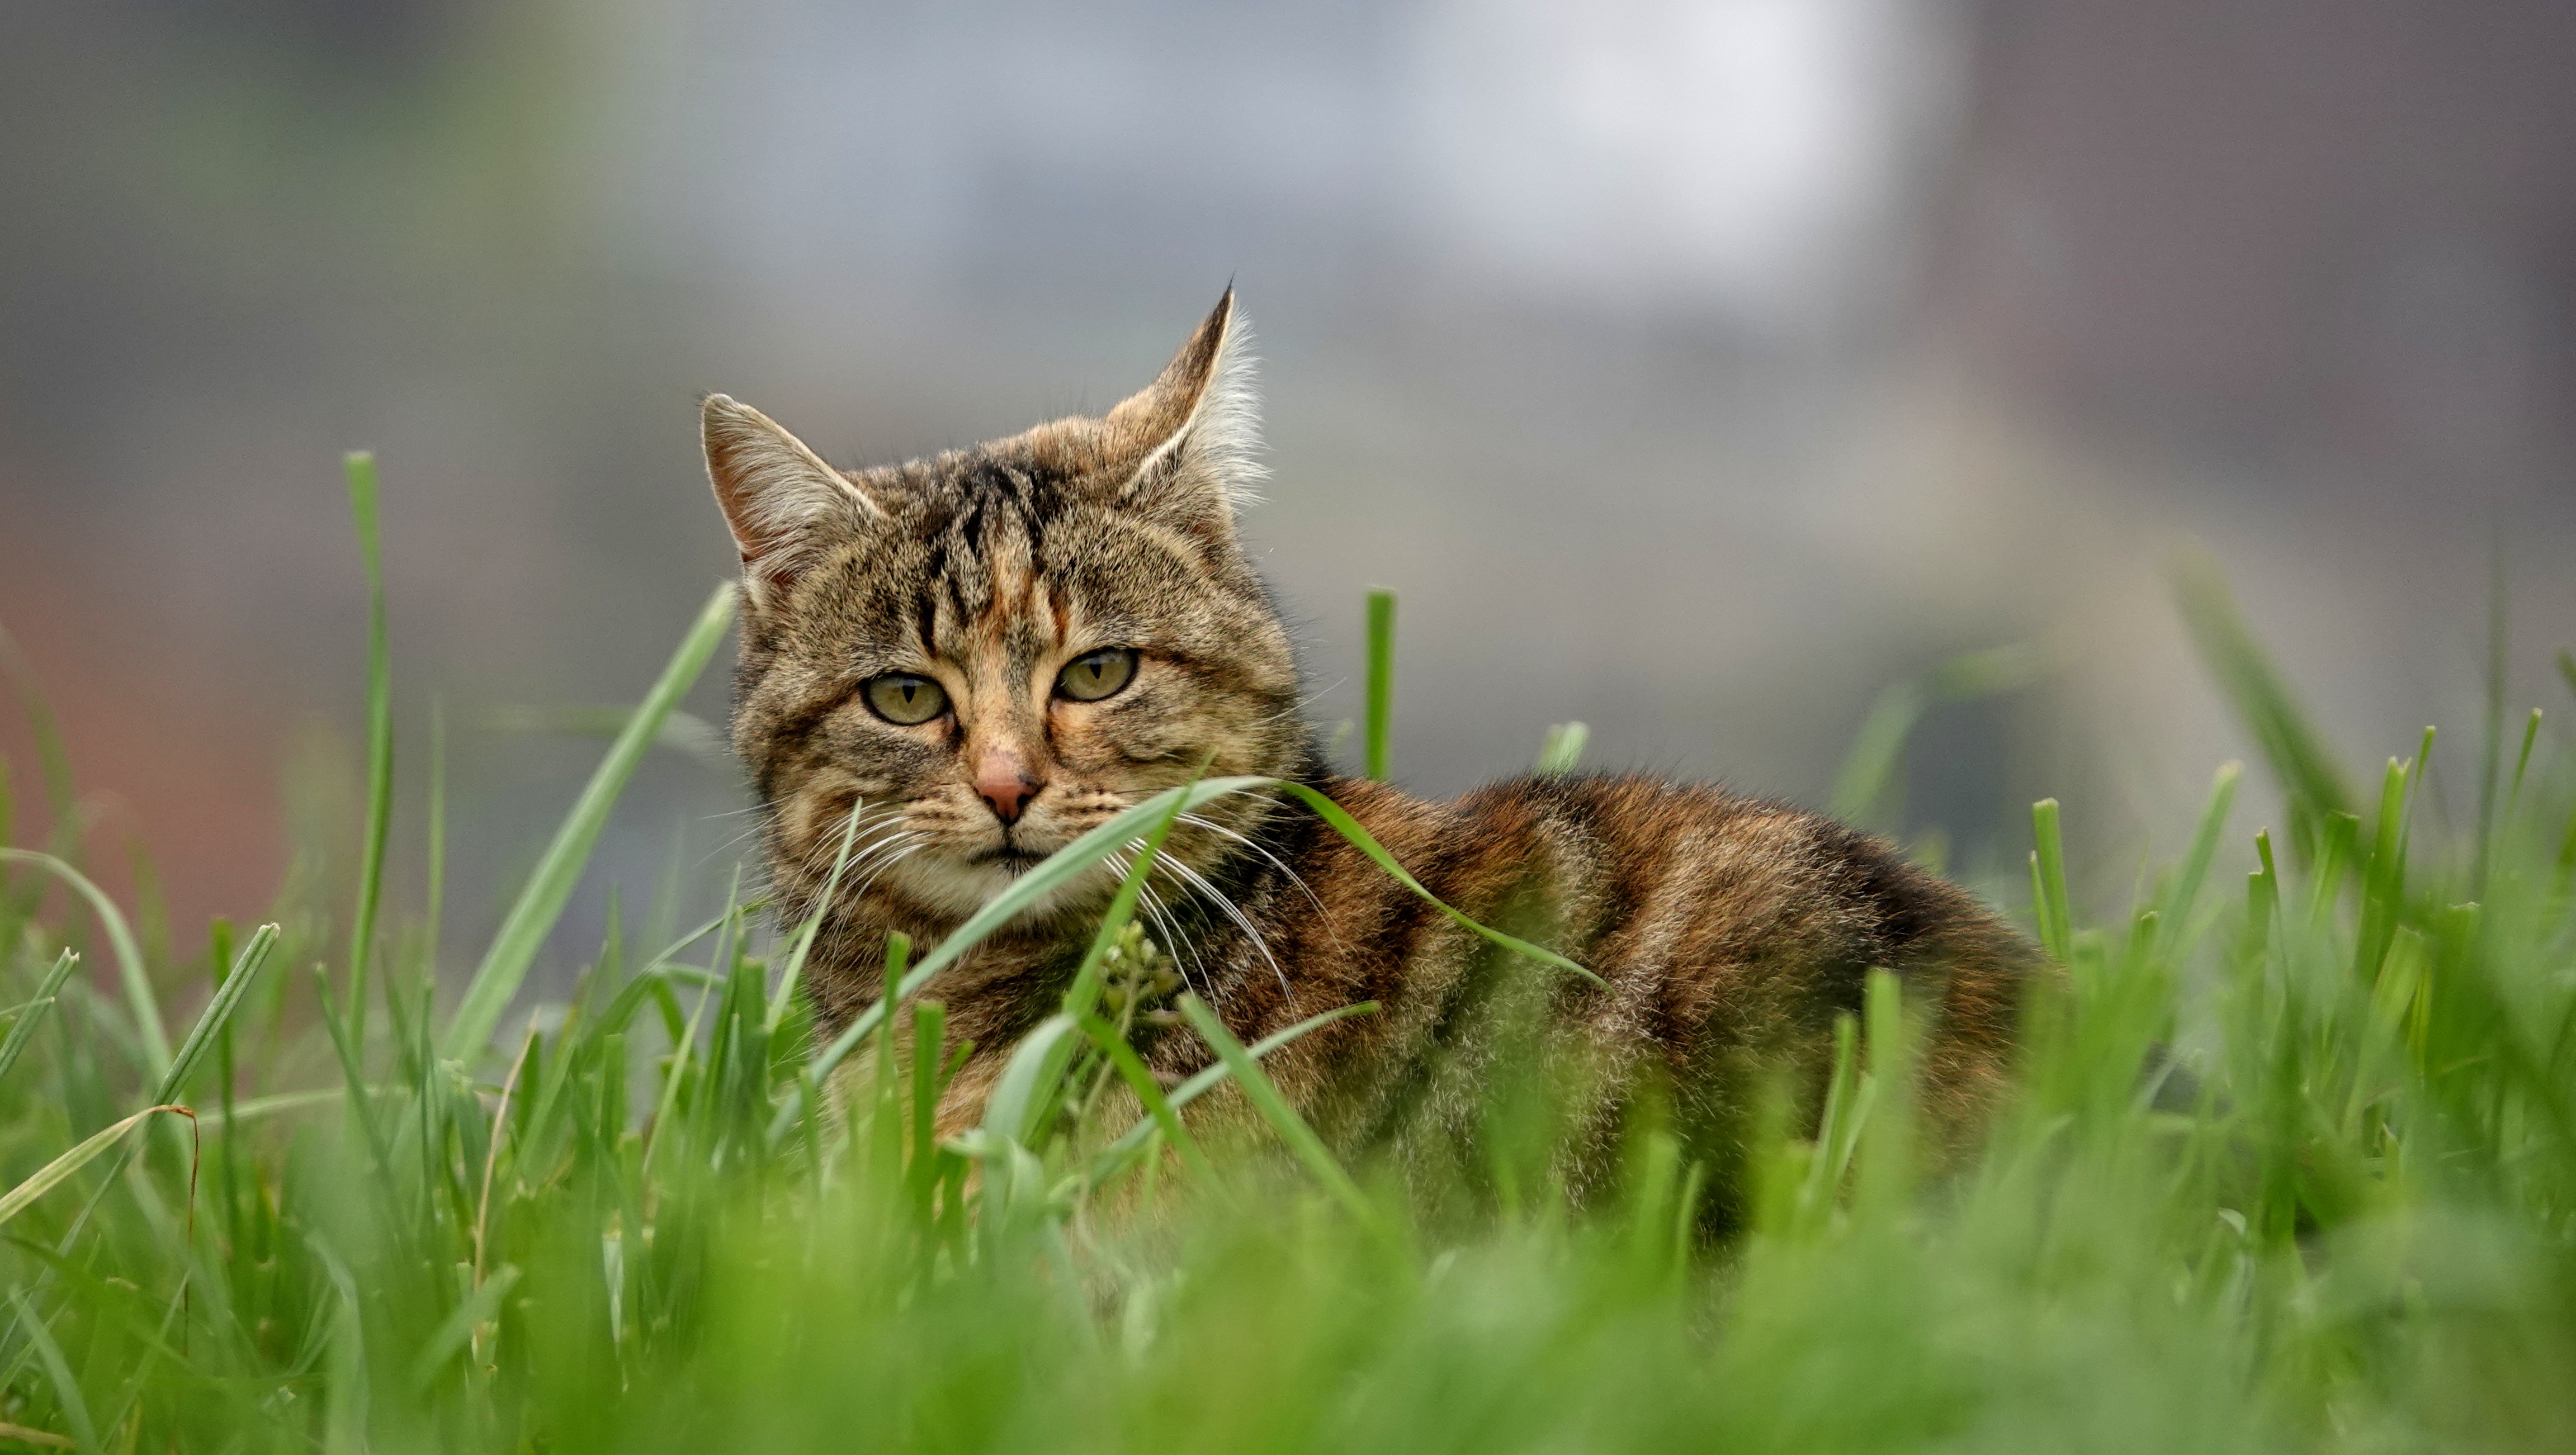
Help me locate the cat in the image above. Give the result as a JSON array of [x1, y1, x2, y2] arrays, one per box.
[[701, 290, 2040, 1210]]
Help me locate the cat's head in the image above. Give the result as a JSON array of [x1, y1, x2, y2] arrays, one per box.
[[703, 290, 1308, 926]]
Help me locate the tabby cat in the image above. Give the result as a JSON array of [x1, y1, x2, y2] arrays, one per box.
[[701, 291, 2038, 1207]]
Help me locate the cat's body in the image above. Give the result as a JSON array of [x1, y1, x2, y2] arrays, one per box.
[[705, 292, 2039, 1201]]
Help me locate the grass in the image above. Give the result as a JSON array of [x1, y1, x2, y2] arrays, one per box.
[[0, 482, 2573, 1453]]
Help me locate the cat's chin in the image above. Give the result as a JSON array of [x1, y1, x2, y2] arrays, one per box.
[[891, 852, 1113, 926]]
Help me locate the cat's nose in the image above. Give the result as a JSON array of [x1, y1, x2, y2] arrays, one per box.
[[973, 749, 1044, 826]]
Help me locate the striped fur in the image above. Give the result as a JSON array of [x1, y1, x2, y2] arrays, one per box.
[[703, 290, 2041, 1212]]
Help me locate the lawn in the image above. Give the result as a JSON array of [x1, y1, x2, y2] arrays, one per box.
[[0, 457, 2570, 1452]]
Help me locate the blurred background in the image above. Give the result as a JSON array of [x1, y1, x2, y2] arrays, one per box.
[[3, 0, 2572, 969]]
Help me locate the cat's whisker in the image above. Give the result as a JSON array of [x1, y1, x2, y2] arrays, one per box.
[[833, 823, 924, 883], [790, 807, 907, 879], [1104, 849, 1184, 982], [848, 838, 929, 901], [699, 822, 771, 869], [1179, 813, 1330, 919], [1178, 811, 1355, 965], [1129, 876, 1207, 1002], [1156, 856, 1291, 1001], [779, 826, 920, 921]]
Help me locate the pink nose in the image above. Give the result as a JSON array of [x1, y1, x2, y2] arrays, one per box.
[[974, 751, 1043, 826]]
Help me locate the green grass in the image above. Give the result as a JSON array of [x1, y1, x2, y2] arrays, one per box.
[[1, 492, 2574, 1453]]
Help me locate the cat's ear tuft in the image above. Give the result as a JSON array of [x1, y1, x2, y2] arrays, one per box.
[[1102, 287, 1265, 541], [701, 394, 881, 609]]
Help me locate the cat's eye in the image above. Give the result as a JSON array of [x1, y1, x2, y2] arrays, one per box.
[[862, 673, 949, 726], [1055, 648, 1139, 703]]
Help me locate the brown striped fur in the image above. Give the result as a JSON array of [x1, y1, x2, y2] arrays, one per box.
[[701, 291, 2041, 1211]]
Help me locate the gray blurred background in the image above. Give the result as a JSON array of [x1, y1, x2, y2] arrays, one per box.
[[3, 0, 2572, 963]]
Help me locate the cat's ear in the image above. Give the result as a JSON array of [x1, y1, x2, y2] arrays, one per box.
[[701, 394, 882, 609], [1100, 287, 1264, 542]]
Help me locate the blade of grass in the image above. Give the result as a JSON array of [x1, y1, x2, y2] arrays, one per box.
[[2355, 757, 2410, 982], [2508, 708, 2541, 810], [2475, 541, 2506, 891], [1830, 680, 1928, 824], [2242, 830, 2278, 958], [0, 1105, 190, 1231], [1365, 586, 1395, 780], [7, 1290, 94, 1453], [2031, 799, 2072, 965], [1832, 645, 2041, 826], [427, 696, 446, 976], [153, 922, 279, 1106], [443, 581, 737, 1061], [1176, 994, 1388, 1239], [0, 849, 170, 1079], [33, 926, 277, 1260], [1261, 781, 1602, 988], [2156, 762, 2241, 960], [344, 451, 394, 1058], [1078, 1012, 1219, 1186], [0, 950, 79, 1091], [1535, 722, 1590, 778], [1059, 773, 1195, 1023], [2172, 549, 2353, 861], [407, 1265, 519, 1396], [764, 799, 871, 1035], [979, 1015, 1084, 1148], [1087, 1001, 1377, 1183]]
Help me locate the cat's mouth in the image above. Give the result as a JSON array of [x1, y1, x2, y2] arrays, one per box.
[[967, 845, 1049, 874]]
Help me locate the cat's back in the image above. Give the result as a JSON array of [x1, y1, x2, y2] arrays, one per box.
[[1274, 771, 2035, 1150], [1318, 769, 2027, 982]]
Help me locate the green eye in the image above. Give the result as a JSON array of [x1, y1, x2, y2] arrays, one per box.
[[862, 673, 949, 726], [1055, 648, 1139, 703]]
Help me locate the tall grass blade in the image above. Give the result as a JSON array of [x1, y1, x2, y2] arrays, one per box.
[[0, 849, 169, 1079], [8, 1290, 93, 1453], [1832, 645, 2040, 826], [2172, 549, 2353, 860], [1830, 679, 1927, 824], [2475, 542, 2506, 889], [1262, 780, 1601, 987], [1365, 586, 1395, 780], [427, 702, 448, 992], [407, 1264, 519, 1396], [344, 451, 394, 1057], [442, 581, 737, 1061], [1059, 774, 1193, 1022], [0, 1105, 189, 1231], [2157, 762, 2240, 959], [2510, 708, 2541, 808], [1176, 993, 1387, 1238], [2031, 798, 2071, 964], [1079, 1012, 1219, 1185], [0, 950, 80, 1091], [155, 923, 280, 1106], [1093, 1000, 1379, 1170], [979, 1015, 1083, 1148]]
